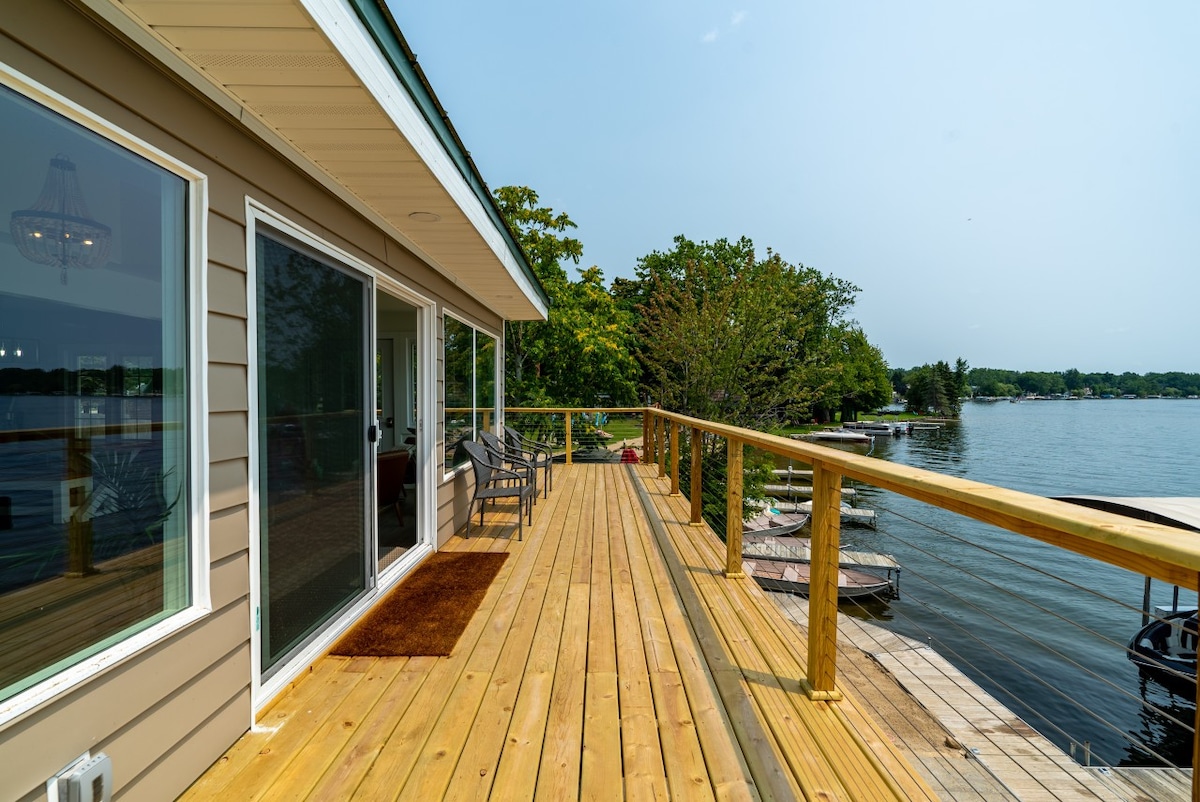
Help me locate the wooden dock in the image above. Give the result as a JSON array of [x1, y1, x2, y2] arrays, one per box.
[[742, 533, 900, 573], [770, 593, 1192, 801], [763, 483, 857, 497], [772, 498, 878, 526]]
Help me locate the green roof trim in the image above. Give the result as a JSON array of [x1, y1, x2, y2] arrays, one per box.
[[347, 0, 549, 310]]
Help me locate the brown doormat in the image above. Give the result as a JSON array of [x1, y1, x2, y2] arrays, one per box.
[[331, 551, 509, 657]]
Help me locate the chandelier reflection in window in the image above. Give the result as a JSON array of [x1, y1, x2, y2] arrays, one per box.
[[10, 154, 112, 284]]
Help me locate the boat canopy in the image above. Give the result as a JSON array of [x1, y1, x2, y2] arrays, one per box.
[[1055, 496, 1200, 533]]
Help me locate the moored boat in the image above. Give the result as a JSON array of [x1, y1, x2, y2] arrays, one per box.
[[741, 534, 900, 599], [794, 429, 871, 443], [1055, 496, 1200, 687], [741, 558, 896, 599], [742, 511, 810, 537], [1127, 609, 1197, 683]]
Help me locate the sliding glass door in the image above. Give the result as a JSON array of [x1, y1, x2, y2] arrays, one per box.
[[256, 233, 371, 675], [375, 290, 422, 573]]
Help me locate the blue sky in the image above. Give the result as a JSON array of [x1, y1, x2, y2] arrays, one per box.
[[389, 2, 1198, 374]]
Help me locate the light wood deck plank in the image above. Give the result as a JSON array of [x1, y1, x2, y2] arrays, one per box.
[[300, 657, 436, 799], [613, 466, 761, 801], [186, 462, 974, 801], [581, 468, 624, 799], [258, 657, 407, 801], [352, 486, 550, 800], [607, 467, 672, 802], [437, 493, 575, 800], [533, 465, 595, 801], [180, 656, 355, 799], [632, 463, 939, 800], [483, 465, 588, 801]]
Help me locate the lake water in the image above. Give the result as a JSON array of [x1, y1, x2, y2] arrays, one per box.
[[833, 399, 1200, 768]]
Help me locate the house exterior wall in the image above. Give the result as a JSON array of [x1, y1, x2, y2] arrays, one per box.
[[0, 2, 504, 799]]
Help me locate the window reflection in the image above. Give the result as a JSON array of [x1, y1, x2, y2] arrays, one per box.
[[0, 84, 190, 703], [443, 317, 474, 470], [442, 318, 497, 471]]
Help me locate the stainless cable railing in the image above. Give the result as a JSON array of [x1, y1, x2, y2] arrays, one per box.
[[501, 406, 1200, 797]]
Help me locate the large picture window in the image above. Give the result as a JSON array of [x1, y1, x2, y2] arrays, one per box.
[[0, 83, 191, 704], [443, 316, 496, 471]]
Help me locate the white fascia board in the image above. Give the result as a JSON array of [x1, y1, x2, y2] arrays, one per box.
[[77, 0, 544, 321], [300, 0, 548, 320]]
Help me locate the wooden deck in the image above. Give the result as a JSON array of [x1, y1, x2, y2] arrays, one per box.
[[182, 463, 950, 800]]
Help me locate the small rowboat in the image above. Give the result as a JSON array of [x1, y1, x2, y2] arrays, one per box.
[[742, 511, 810, 537], [741, 557, 896, 599]]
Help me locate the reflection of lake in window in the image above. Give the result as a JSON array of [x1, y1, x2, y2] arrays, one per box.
[[0, 83, 191, 704]]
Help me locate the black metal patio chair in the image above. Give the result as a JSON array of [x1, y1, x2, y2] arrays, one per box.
[[480, 430, 539, 502], [462, 440, 534, 540], [503, 424, 553, 498]]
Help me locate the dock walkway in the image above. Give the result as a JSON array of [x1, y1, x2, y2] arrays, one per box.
[[769, 593, 1191, 801]]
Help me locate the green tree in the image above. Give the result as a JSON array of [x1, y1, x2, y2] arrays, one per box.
[[906, 359, 969, 417], [494, 186, 637, 406], [1017, 371, 1066, 396], [1117, 372, 1148, 397], [968, 367, 1020, 397], [634, 235, 859, 429], [828, 327, 893, 422]]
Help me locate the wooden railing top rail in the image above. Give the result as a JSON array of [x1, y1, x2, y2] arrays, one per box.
[[503, 407, 647, 414], [642, 407, 1200, 590]]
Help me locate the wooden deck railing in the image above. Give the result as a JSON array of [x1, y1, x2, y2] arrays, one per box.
[[504, 406, 1200, 792]]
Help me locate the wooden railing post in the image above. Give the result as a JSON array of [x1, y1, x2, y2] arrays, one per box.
[[65, 430, 95, 577], [642, 411, 651, 464], [564, 411, 573, 466], [725, 438, 744, 577], [690, 427, 703, 526], [669, 421, 680, 495], [804, 461, 844, 700], [1195, 569, 1200, 801], [656, 415, 665, 478]]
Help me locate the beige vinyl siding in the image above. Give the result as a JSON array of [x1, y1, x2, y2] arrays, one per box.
[[0, 3, 506, 800]]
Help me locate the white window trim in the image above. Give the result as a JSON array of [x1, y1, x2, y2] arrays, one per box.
[[440, 311, 502, 482], [245, 199, 437, 713], [0, 62, 210, 727]]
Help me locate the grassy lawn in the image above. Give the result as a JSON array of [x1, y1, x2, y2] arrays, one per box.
[[602, 417, 642, 441]]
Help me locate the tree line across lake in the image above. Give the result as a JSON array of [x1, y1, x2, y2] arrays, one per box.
[[495, 186, 1195, 431], [962, 367, 1200, 400]]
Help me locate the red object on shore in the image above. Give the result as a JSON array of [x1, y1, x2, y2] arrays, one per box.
[[620, 448, 639, 464]]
